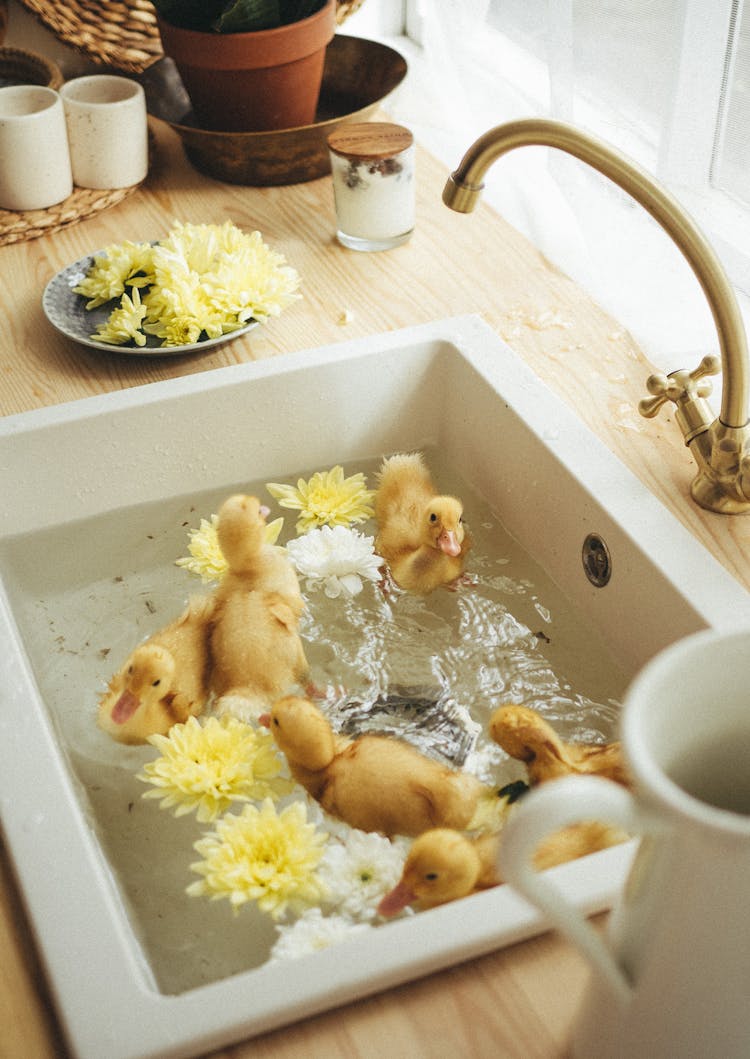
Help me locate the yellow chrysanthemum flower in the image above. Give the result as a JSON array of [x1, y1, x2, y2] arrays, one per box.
[[175, 512, 284, 582], [73, 239, 153, 309], [187, 799, 329, 919], [90, 287, 148, 347], [199, 237, 301, 324], [144, 221, 300, 344], [141, 245, 219, 345], [74, 221, 300, 348], [138, 715, 293, 822], [266, 466, 375, 534]]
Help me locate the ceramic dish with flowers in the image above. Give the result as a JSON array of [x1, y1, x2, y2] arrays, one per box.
[[43, 219, 300, 356]]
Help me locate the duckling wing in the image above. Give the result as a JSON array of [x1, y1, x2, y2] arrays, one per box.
[[568, 742, 630, 786], [415, 769, 483, 831], [319, 737, 481, 836], [533, 820, 630, 870], [153, 598, 214, 703], [265, 593, 301, 634]]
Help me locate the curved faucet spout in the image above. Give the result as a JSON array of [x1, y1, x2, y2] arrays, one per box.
[[443, 118, 750, 513]]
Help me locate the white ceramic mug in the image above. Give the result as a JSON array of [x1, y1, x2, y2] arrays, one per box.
[[0, 85, 73, 211], [60, 75, 148, 190], [499, 626, 750, 1059]]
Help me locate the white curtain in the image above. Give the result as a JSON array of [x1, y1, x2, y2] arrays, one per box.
[[383, 0, 750, 387]]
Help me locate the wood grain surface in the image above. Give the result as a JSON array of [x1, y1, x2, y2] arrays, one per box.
[[1, 114, 748, 1059]]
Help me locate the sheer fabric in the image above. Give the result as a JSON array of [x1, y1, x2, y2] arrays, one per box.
[[384, 0, 750, 387]]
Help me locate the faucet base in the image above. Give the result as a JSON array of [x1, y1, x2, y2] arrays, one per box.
[[691, 474, 750, 514], [688, 421, 750, 513]]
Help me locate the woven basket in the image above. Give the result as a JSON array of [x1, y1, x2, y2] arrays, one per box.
[[333, 1, 366, 24], [0, 45, 63, 88], [0, 128, 155, 247], [14, 0, 367, 74]]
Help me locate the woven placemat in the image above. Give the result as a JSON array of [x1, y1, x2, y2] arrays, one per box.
[[15, 0, 367, 74], [0, 130, 155, 246]]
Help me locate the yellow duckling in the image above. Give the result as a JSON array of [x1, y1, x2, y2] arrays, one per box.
[[97, 595, 214, 744], [263, 695, 488, 837], [210, 494, 309, 720], [489, 704, 630, 787], [378, 818, 629, 915], [378, 828, 501, 914], [374, 452, 471, 594]]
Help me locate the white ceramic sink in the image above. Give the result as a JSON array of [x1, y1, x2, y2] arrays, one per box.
[[1, 314, 749, 1059]]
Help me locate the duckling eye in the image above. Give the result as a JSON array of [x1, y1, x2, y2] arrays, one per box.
[[429, 512, 437, 523], [273, 717, 280, 727], [127, 665, 133, 674], [152, 678, 161, 687], [424, 871, 439, 881]]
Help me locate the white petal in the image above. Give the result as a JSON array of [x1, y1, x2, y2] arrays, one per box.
[[338, 573, 364, 597], [324, 577, 343, 598]]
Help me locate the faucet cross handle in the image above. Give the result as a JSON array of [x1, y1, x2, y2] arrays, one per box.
[[638, 355, 721, 419]]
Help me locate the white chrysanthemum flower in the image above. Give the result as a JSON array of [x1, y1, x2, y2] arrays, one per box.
[[286, 524, 383, 599], [269, 908, 371, 961], [318, 829, 408, 922]]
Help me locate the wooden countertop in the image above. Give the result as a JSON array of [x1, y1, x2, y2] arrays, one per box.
[[2, 116, 750, 1059]]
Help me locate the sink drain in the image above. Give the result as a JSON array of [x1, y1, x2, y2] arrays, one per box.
[[582, 533, 612, 587]]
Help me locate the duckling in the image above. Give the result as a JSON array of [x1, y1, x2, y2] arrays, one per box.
[[378, 828, 501, 914], [210, 494, 308, 720], [374, 452, 471, 594], [489, 704, 630, 787], [377, 818, 629, 915], [97, 595, 214, 744], [263, 695, 488, 837]]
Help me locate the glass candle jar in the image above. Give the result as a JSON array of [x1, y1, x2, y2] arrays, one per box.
[[327, 122, 415, 251]]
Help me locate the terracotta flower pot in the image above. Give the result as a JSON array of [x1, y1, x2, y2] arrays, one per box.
[[156, 0, 336, 133]]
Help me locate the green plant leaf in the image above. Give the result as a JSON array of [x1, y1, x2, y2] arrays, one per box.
[[152, 0, 227, 31], [154, 0, 326, 32], [279, 0, 327, 23], [215, 0, 282, 32], [216, 0, 326, 31]]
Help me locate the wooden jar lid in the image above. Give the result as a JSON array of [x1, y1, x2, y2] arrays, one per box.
[[327, 122, 414, 160]]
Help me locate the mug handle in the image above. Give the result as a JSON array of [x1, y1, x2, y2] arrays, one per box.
[[498, 774, 639, 1006]]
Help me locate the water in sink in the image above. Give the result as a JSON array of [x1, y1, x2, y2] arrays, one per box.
[[1, 450, 626, 995]]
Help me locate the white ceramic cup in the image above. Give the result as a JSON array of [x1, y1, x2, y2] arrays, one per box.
[[60, 75, 148, 190], [499, 626, 750, 1059], [0, 85, 73, 211]]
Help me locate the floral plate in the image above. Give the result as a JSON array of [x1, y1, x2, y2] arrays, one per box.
[[42, 252, 258, 358]]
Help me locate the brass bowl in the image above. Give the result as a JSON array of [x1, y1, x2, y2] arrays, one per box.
[[145, 35, 408, 186]]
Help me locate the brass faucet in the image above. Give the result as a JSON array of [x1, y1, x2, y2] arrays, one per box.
[[443, 118, 750, 514]]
